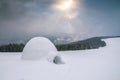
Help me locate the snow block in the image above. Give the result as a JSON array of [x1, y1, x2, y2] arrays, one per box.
[[22, 37, 58, 60]]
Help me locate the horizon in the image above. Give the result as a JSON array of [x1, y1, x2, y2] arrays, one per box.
[[0, 35, 120, 46]]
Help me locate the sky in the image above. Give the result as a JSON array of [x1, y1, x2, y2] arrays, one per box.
[[0, 0, 120, 45]]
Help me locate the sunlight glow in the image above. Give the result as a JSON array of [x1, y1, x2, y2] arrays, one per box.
[[52, 0, 78, 19], [56, 0, 74, 11]]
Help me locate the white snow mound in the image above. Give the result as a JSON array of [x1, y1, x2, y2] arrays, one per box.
[[22, 37, 58, 60]]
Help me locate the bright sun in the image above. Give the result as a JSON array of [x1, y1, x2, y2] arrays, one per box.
[[56, 0, 74, 11], [52, 0, 77, 19]]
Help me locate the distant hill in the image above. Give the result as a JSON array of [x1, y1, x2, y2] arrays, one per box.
[[0, 36, 120, 52], [56, 36, 120, 51]]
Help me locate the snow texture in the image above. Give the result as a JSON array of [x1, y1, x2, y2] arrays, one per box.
[[0, 38, 120, 80], [22, 37, 58, 60], [47, 51, 64, 64]]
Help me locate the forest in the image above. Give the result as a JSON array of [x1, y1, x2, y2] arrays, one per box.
[[0, 37, 107, 52]]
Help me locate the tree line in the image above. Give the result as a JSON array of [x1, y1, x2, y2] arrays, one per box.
[[0, 43, 91, 52], [0, 41, 106, 52], [0, 43, 25, 52], [0, 37, 107, 52]]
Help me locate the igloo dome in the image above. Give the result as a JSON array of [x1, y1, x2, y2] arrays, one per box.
[[22, 37, 58, 60]]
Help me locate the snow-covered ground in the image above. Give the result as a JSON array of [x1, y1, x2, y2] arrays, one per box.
[[0, 38, 120, 80]]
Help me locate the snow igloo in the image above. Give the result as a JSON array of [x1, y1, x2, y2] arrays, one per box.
[[22, 37, 58, 60]]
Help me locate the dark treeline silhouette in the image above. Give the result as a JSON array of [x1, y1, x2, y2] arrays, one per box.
[[0, 36, 119, 52], [0, 43, 25, 52], [56, 37, 106, 51], [56, 36, 120, 51]]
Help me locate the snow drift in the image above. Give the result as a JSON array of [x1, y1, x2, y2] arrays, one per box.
[[0, 37, 120, 80], [22, 37, 58, 60]]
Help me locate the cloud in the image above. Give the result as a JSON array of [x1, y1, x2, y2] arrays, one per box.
[[0, 0, 55, 19], [0, 0, 120, 44], [0, 0, 83, 36]]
